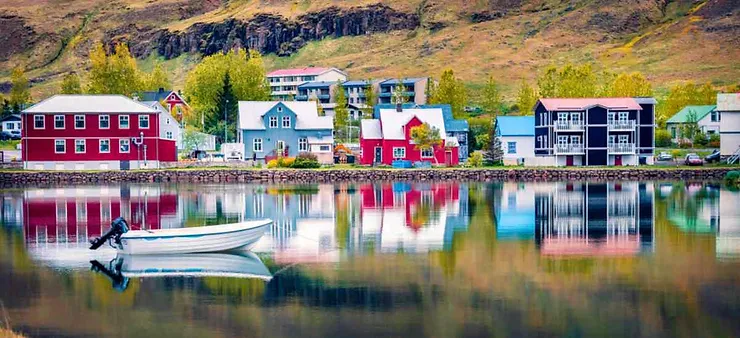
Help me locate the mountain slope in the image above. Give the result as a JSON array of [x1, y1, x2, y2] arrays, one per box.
[[1, 0, 738, 99]]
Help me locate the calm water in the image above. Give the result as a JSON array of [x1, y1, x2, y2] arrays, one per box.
[[0, 181, 739, 338]]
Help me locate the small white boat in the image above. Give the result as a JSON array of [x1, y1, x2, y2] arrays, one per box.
[[118, 252, 272, 280], [90, 218, 272, 255]]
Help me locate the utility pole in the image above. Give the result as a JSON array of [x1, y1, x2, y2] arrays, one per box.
[[224, 99, 228, 144]]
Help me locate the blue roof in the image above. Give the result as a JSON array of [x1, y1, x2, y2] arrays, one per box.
[[496, 116, 534, 136], [297, 81, 335, 89], [372, 104, 468, 132], [380, 78, 426, 86], [138, 89, 172, 102], [342, 80, 373, 86]]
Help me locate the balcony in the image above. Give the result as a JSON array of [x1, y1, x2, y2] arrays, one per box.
[[295, 95, 309, 101], [608, 120, 636, 131], [608, 143, 635, 154], [555, 144, 585, 155], [554, 120, 585, 131]]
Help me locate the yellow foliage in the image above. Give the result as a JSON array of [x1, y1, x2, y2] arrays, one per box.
[[278, 157, 295, 168], [267, 159, 279, 168]]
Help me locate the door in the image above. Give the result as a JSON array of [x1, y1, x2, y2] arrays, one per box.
[[566, 155, 574, 166], [445, 151, 453, 166], [120, 160, 130, 170], [374, 147, 382, 164], [615, 155, 622, 166], [277, 140, 286, 156]]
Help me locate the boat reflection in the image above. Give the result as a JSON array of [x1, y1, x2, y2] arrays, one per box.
[[91, 252, 272, 292]]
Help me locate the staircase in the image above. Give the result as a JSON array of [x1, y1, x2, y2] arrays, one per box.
[[728, 147, 740, 165]]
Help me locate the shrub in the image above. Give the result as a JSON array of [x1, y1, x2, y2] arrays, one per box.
[[267, 159, 279, 168], [297, 152, 318, 161], [655, 129, 673, 147], [678, 142, 692, 149], [466, 151, 484, 167], [708, 134, 720, 148], [291, 157, 321, 168], [278, 157, 295, 168], [725, 171, 740, 188], [693, 133, 708, 147], [671, 149, 683, 159]]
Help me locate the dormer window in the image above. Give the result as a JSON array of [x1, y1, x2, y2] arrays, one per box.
[[282, 116, 291, 128], [269, 116, 278, 128]]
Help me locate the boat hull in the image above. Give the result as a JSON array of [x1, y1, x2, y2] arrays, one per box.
[[118, 220, 271, 255]]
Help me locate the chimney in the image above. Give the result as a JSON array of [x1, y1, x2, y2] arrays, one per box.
[[158, 87, 165, 93], [396, 103, 403, 112]]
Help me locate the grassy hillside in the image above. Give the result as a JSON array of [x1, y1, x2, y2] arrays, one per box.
[[1, 0, 738, 101]]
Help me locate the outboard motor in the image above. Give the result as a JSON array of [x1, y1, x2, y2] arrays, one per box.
[[90, 258, 129, 292], [89, 217, 129, 250]]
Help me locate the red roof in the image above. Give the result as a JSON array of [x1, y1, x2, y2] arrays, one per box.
[[267, 67, 331, 77], [538, 98, 642, 111]]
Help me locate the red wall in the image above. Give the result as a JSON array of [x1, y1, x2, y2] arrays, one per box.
[[359, 126, 459, 166]]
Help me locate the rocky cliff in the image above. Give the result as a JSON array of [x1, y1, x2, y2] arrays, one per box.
[[108, 4, 420, 59]]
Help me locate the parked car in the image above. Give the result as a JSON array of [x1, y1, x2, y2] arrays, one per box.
[[657, 152, 673, 161], [0, 131, 11, 141], [186, 150, 208, 161], [8, 130, 20, 140], [684, 153, 703, 166], [704, 149, 721, 163]]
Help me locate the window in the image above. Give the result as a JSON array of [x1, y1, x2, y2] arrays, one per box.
[[557, 135, 569, 145], [253, 138, 263, 152], [166, 131, 173, 139], [711, 110, 719, 122], [507, 142, 517, 154], [139, 115, 149, 129], [99, 115, 109, 129], [671, 127, 676, 138], [269, 116, 278, 128], [570, 113, 581, 123], [558, 112, 568, 121], [282, 116, 291, 128], [618, 135, 628, 144], [393, 147, 406, 159], [298, 138, 308, 152], [119, 115, 130, 129], [99, 139, 110, 153], [5, 124, 13, 130], [119, 139, 130, 153], [618, 111, 628, 121], [74, 115, 85, 129], [34, 115, 44, 129], [421, 148, 434, 158], [54, 139, 65, 153], [74, 139, 85, 153], [571, 135, 581, 145], [319, 145, 331, 152], [277, 106, 283, 113], [54, 115, 65, 129]]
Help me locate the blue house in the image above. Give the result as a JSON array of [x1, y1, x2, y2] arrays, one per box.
[[295, 81, 338, 116], [238, 101, 334, 164], [372, 103, 470, 161]]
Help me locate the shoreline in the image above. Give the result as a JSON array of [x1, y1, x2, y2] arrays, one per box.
[[0, 167, 734, 186]]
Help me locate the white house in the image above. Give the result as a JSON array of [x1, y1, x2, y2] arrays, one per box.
[[665, 105, 720, 143], [717, 93, 740, 158], [1, 114, 21, 137], [267, 67, 347, 101], [496, 116, 535, 166], [142, 101, 182, 148]]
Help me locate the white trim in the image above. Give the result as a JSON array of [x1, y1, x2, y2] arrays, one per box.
[[139, 115, 150, 129], [253, 138, 263, 152], [74, 139, 86, 154], [269, 116, 278, 128], [74, 115, 85, 129], [54, 115, 65, 129], [54, 139, 66, 154], [282, 116, 291, 128], [99, 139, 110, 153], [119, 115, 130, 129], [298, 137, 308, 152], [34, 115, 45, 129], [392, 147, 406, 159], [420, 148, 434, 158], [119, 139, 130, 153], [99, 115, 110, 129], [24, 136, 163, 140]]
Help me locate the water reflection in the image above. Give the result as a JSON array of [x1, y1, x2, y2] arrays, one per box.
[[1, 181, 740, 337]]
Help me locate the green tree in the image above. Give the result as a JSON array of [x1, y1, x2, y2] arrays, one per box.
[[537, 66, 557, 98], [425, 77, 436, 102], [184, 49, 270, 130], [333, 80, 349, 132], [410, 122, 443, 164], [484, 118, 502, 165], [557, 64, 597, 97], [392, 79, 409, 104], [204, 73, 238, 143], [141, 63, 170, 91], [480, 76, 502, 116], [60, 73, 82, 94], [516, 80, 537, 115], [310, 97, 325, 116], [679, 110, 701, 147], [609, 72, 652, 97], [87, 43, 142, 96], [9, 67, 31, 109], [655, 129, 673, 147], [428, 69, 468, 119], [362, 80, 377, 119]]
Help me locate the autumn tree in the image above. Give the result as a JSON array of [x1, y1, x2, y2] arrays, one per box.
[[60, 73, 82, 94], [86, 43, 142, 96], [362, 80, 377, 119], [537, 66, 558, 98], [609, 72, 653, 97], [392, 79, 409, 104], [333, 80, 349, 134], [9, 67, 31, 112], [516, 80, 537, 115], [481, 76, 502, 116], [184, 49, 270, 132], [410, 122, 443, 164], [428, 69, 468, 119], [310, 97, 325, 116], [657, 82, 716, 127], [141, 63, 171, 92]]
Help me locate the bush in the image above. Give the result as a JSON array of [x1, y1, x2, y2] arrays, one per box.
[[267, 159, 279, 168], [671, 149, 683, 159], [678, 142, 692, 149], [297, 152, 318, 161], [291, 157, 321, 168], [278, 157, 295, 168], [466, 151, 484, 167], [655, 129, 673, 147], [693, 133, 708, 147], [725, 171, 740, 186], [708, 134, 720, 148]]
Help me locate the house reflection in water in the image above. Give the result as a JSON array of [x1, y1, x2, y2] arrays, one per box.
[[530, 182, 654, 256], [717, 189, 740, 259], [20, 186, 180, 244]]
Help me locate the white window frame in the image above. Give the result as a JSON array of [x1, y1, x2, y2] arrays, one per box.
[[570, 135, 581, 145], [54, 139, 65, 154], [34, 115, 45, 129], [99, 139, 110, 153], [570, 112, 581, 123], [298, 137, 308, 152], [269, 116, 278, 128], [420, 147, 434, 158], [165, 131, 173, 139], [319, 145, 331, 152], [74, 139, 86, 154], [119, 139, 130, 153], [557, 135, 569, 145], [609, 135, 617, 144], [507, 142, 517, 154], [253, 138, 263, 152], [119, 115, 130, 129], [393, 147, 406, 159], [54, 115, 65, 129], [74, 115, 85, 129], [558, 112, 568, 121], [282, 116, 291, 128], [99, 115, 110, 129], [139, 115, 150, 129], [618, 111, 628, 122], [618, 135, 629, 144]]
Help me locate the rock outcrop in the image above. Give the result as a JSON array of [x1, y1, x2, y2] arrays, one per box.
[[108, 4, 420, 59]]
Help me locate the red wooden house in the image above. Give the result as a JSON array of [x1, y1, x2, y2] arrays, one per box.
[[138, 88, 189, 123], [21, 95, 178, 170], [359, 105, 459, 166]]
